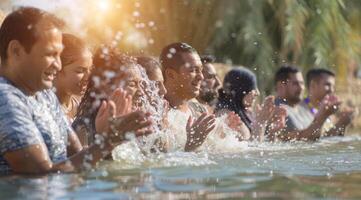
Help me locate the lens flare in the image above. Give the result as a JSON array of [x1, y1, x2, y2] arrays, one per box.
[[97, 0, 110, 12]]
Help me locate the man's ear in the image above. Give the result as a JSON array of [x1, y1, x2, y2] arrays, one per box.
[[7, 40, 26, 61], [165, 68, 177, 80]]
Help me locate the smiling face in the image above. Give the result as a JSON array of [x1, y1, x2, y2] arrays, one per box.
[[98, 64, 145, 109], [309, 74, 335, 101], [147, 67, 167, 97], [55, 50, 92, 96], [199, 63, 221, 103], [166, 52, 203, 100], [16, 20, 63, 93], [122, 66, 145, 108]]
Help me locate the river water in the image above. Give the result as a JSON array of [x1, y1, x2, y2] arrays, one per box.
[[1, 135, 360, 199]]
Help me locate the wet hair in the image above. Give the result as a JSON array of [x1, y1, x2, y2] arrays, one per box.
[[60, 33, 89, 66], [200, 55, 215, 64], [159, 42, 198, 73], [0, 7, 65, 63], [136, 56, 161, 79], [306, 68, 335, 88], [216, 67, 258, 131], [274, 65, 300, 85], [72, 46, 138, 144]]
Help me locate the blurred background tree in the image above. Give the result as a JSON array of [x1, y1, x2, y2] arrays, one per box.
[[0, 0, 360, 94], [79, 0, 360, 95]]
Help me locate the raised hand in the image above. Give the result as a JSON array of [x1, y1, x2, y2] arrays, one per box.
[[337, 105, 357, 127], [255, 96, 276, 124], [95, 100, 116, 134], [110, 88, 132, 117], [226, 111, 246, 133], [225, 111, 251, 141], [318, 94, 341, 118], [267, 106, 287, 134], [107, 110, 153, 145], [94, 98, 153, 148], [185, 113, 216, 152], [95, 88, 133, 134]]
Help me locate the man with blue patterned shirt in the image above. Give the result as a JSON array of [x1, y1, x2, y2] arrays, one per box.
[[0, 7, 152, 174]]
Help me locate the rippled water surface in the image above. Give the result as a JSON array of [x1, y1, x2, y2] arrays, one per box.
[[1, 136, 361, 199]]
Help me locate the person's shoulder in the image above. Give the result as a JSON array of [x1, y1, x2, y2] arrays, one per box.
[[0, 78, 27, 103], [298, 100, 308, 109], [0, 77, 18, 93]]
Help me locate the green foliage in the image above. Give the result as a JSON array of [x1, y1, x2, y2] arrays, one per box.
[[3, 0, 354, 94], [210, 0, 360, 94]]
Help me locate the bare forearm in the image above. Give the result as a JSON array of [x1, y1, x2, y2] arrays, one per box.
[[278, 115, 327, 142], [67, 132, 83, 157], [301, 114, 329, 140], [4, 142, 110, 175]]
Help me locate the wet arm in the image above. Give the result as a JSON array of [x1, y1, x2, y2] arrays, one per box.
[[67, 131, 83, 156], [4, 140, 117, 174], [278, 113, 328, 141]]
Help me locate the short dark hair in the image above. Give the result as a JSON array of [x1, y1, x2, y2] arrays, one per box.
[[159, 42, 198, 73], [274, 65, 300, 85], [0, 7, 65, 62], [200, 55, 215, 64], [306, 68, 335, 88]]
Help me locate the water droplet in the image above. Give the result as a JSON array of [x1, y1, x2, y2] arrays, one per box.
[[148, 21, 155, 27], [215, 20, 223, 28], [133, 11, 140, 17]]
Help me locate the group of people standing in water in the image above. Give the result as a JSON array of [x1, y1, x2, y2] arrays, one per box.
[[0, 7, 357, 174]]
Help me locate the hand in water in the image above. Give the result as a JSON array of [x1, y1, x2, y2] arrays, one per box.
[[255, 96, 276, 125], [185, 113, 216, 152], [318, 94, 341, 118]]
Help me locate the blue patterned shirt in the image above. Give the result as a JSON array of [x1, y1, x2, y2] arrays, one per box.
[[0, 77, 72, 173]]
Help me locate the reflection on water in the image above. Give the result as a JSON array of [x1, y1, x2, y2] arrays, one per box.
[[1, 136, 361, 199]]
